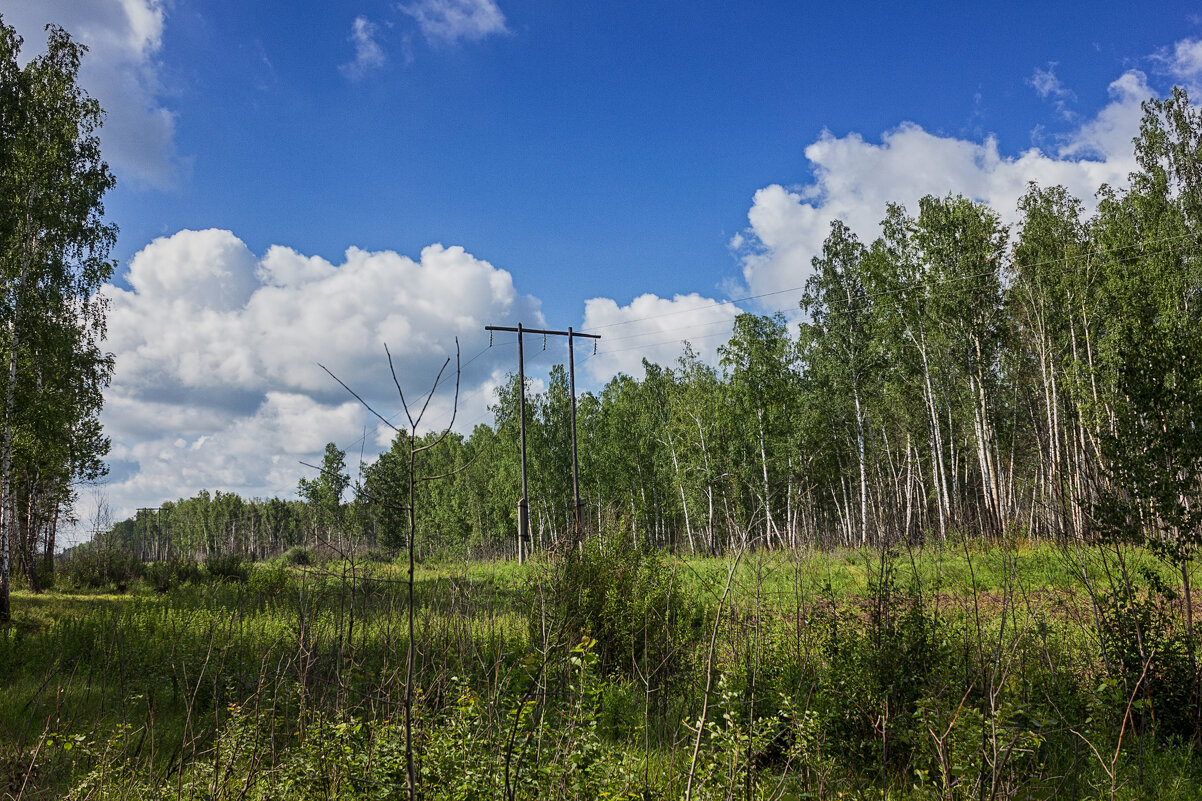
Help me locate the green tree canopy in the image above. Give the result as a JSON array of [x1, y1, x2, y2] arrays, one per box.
[[1, 18, 116, 618]]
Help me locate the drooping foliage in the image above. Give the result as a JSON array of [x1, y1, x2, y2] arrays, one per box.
[[1, 18, 116, 616]]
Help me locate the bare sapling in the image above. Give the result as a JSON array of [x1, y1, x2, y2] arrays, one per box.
[[320, 338, 462, 801]]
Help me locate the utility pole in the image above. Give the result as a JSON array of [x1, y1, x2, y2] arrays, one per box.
[[485, 323, 600, 562]]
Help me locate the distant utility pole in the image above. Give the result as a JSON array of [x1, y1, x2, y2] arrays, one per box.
[[485, 323, 600, 563]]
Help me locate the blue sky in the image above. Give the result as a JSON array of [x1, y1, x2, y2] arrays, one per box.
[[3, 0, 1200, 530], [108, 0, 1193, 316]]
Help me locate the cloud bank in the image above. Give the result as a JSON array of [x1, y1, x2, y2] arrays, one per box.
[[733, 68, 1156, 303], [100, 230, 542, 519], [581, 294, 742, 382]]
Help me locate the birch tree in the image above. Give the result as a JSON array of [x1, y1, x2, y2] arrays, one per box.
[[1, 20, 116, 619]]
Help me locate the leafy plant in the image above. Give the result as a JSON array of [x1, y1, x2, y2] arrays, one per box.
[[61, 544, 142, 590], [283, 545, 315, 566], [205, 552, 249, 583], [142, 558, 202, 592]]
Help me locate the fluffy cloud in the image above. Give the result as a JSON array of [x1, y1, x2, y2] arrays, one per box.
[[1159, 37, 1202, 84], [734, 69, 1151, 303], [99, 230, 543, 519], [5, 0, 180, 188], [399, 0, 509, 45], [581, 293, 743, 382], [339, 16, 386, 79]]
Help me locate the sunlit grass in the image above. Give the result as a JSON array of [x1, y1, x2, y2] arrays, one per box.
[[3, 540, 1201, 798]]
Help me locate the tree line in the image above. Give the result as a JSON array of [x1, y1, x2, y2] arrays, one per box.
[[1, 19, 114, 617], [95, 88, 1202, 571]]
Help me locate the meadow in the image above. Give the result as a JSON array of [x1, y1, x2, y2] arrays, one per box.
[[3, 534, 1202, 800]]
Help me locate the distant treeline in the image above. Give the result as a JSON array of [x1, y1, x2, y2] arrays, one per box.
[[99, 88, 1202, 562]]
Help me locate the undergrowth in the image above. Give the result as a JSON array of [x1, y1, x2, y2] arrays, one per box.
[[2, 536, 1201, 799]]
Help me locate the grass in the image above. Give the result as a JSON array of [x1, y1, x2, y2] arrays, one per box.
[[2, 537, 1201, 799]]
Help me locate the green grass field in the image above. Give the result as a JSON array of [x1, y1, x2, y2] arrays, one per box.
[[3, 537, 1201, 800]]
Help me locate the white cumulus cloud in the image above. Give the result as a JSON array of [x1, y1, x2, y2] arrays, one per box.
[[581, 293, 743, 382], [734, 69, 1150, 303], [99, 230, 544, 519], [1159, 36, 1202, 84], [5, 0, 180, 188]]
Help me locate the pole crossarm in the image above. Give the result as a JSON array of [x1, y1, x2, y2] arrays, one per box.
[[485, 325, 600, 339], [485, 322, 600, 561]]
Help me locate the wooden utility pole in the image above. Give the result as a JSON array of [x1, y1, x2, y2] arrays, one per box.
[[485, 323, 600, 562], [567, 327, 584, 549]]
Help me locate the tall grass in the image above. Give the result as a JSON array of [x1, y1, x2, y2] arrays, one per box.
[[1, 536, 1200, 799]]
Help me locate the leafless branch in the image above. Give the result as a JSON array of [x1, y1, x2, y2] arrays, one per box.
[[318, 362, 400, 433], [385, 343, 414, 431]]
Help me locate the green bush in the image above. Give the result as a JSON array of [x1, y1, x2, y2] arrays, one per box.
[[204, 552, 249, 583], [247, 562, 292, 597], [813, 556, 956, 776], [175, 558, 203, 585], [142, 560, 174, 593], [1096, 566, 1199, 741], [35, 558, 55, 591], [544, 527, 701, 684], [142, 558, 203, 592], [282, 545, 315, 566], [61, 545, 143, 590]]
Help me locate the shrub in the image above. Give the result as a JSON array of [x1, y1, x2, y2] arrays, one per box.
[[543, 526, 701, 685], [142, 558, 203, 593], [34, 559, 55, 591], [1096, 566, 1199, 741], [816, 555, 954, 775], [248, 561, 292, 597], [142, 560, 174, 593], [62, 545, 143, 591], [282, 546, 315, 567], [174, 558, 203, 585], [204, 552, 249, 583]]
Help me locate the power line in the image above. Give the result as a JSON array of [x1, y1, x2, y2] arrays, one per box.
[[580, 226, 1202, 359], [322, 224, 1202, 469], [590, 327, 736, 358], [571, 226, 1202, 339], [579, 285, 806, 332], [597, 315, 737, 345]]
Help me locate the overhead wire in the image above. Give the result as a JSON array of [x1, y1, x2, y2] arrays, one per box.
[[578, 225, 1202, 360], [579, 284, 808, 331], [320, 223, 1202, 462], [126, 219, 1202, 527], [596, 315, 737, 345]]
